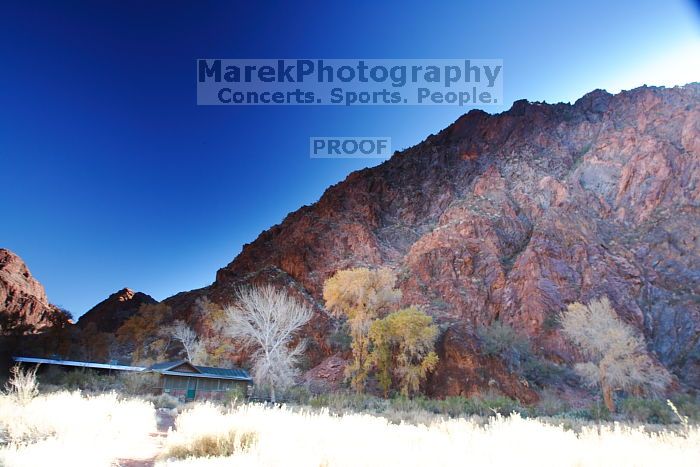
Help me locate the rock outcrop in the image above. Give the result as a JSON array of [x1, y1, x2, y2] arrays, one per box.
[[166, 84, 700, 396], [303, 354, 347, 393], [0, 248, 69, 333], [78, 288, 157, 333]]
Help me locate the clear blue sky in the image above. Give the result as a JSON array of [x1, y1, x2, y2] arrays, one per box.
[[1, 0, 698, 318]]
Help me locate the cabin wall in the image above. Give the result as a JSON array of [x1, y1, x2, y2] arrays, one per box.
[[159, 375, 249, 401]]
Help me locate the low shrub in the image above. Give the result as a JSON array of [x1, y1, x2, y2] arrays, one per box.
[[542, 313, 561, 332], [39, 368, 119, 392], [559, 408, 595, 421], [306, 391, 523, 419], [470, 394, 522, 416], [300, 389, 697, 426], [438, 396, 470, 417], [224, 385, 248, 405], [588, 401, 611, 421], [540, 400, 612, 422], [477, 321, 530, 372], [308, 392, 389, 413], [668, 395, 700, 422], [522, 358, 568, 386], [284, 385, 312, 405], [411, 394, 522, 418], [67, 370, 116, 391], [621, 398, 675, 424], [388, 394, 425, 413], [476, 321, 563, 387], [160, 403, 258, 460], [144, 393, 180, 409], [162, 428, 258, 459], [534, 390, 571, 417], [119, 371, 159, 395]]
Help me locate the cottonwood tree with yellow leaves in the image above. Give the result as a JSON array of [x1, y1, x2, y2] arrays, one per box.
[[369, 306, 439, 397], [561, 297, 671, 412], [323, 267, 402, 393]]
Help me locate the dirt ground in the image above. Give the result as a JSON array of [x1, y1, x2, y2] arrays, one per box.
[[116, 409, 176, 467]]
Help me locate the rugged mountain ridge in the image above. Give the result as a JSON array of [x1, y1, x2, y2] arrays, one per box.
[[167, 84, 700, 395], [78, 288, 158, 333], [0, 248, 70, 333]]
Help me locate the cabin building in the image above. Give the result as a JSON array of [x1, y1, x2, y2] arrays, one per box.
[[148, 360, 252, 402], [12, 356, 252, 402]]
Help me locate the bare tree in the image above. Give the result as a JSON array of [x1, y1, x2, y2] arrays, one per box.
[[561, 297, 672, 412], [169, 320, 205, 363], [224, 285, 312, 402]]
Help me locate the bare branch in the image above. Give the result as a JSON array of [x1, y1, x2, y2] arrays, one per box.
[[223, 284, 312, 402], [169, 320, 204, 363]]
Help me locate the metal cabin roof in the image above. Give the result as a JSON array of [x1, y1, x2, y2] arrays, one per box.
[[195, 365, 251, 380], [147, 360, 252, 381], [148, 360, 187, 371], [13, 356, 251, 382], [13, 356, 146, 372]]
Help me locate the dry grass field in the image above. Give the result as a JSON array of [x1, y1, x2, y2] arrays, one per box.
[[1, 386, 699, 467], [155, 403, 700, 467], [0, 390, 157, 466]]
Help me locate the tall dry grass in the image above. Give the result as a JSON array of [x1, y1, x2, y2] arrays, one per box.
[[0, 390, 157, 466], [159, 403, 258, 460], [158, 403, 700, 466], [3, 365, 39, 405], [1, 365, 697, 467]]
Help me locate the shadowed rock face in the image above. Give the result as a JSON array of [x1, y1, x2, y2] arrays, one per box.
[[78, 288, 158, 333], [0, 248, 69, 333], [167, 84, 700, 396]]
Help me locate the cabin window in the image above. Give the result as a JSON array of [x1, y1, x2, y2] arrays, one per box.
[[220, 380, 233, 390], [164, 376, 189, 390], [199, 378, 219, 391]]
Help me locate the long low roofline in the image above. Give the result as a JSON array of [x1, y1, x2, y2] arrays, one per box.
[[157, 369, 252, 382], [13, 356, 252, 382], [13, 356, 146, 372]]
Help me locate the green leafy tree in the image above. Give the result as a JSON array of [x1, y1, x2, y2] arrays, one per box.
[[561, 297, 672, 412], [323, 268, 401, 393], [477, 320, 531, 373], [369, 307, 439, 397], [477, 320, 563, 387]]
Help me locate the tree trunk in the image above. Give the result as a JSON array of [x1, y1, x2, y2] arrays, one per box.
[[602, 382, 615, 413], [270, 384, 276, 404]]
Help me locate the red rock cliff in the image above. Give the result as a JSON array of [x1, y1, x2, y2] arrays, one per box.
[[166, 84, 700, 395], [0, 248, 70, 333], [78, 288, 158, 333]]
